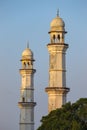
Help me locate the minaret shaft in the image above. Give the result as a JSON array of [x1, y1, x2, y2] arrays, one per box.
[[48, 43, 68, 88], [19, 69, 35, 102]]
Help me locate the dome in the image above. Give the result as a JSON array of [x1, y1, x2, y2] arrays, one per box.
[[50, 15, 65, 32], [22, 47, 33, 59], [50, 16, 65, 27]]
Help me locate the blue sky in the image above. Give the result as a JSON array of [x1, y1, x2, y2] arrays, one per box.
[[0, 0, 87, 130]]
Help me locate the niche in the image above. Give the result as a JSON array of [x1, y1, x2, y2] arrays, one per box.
[[22, 97, 25, 102]]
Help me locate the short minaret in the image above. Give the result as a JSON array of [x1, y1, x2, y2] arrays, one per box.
[[18, 44, 36, 130], [45, 12, 70, 113]]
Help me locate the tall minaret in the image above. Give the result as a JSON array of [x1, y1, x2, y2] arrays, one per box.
[[45, 12, 70, 113], [18, 45, 36, 130]]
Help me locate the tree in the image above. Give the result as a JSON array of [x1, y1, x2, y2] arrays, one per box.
[[37, 98, 87, 130]]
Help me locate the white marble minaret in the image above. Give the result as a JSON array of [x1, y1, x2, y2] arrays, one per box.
[[45, 12, 70, 113], [18, 45, 36, 130]]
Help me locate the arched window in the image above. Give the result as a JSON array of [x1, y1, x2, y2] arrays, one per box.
[[53, 35, 55, 43], [58, 34, 60, 42]]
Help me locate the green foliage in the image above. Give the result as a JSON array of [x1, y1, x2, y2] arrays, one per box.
[[37, 98, 87, 130]]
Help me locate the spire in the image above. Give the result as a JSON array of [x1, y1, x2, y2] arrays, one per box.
[[27, 41, 29, 48], [57, 9, 59, 17]]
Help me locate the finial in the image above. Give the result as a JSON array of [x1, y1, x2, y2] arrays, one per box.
[[27, 41, 29, 48], [57, 9, 59, 17]]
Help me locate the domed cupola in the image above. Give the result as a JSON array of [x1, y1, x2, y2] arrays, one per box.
[[21, 43, 34, 69], [49, 10, 67, 43], [50, 15, 65, 32], [22, 46, 33, 60]]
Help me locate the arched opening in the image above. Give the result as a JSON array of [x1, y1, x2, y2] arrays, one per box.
[[27, 62, 29, 68], [22, 97, 25, 102], [53, 35, 55, 43], [62, 33, 64, 43], [24, 62, 26, 68], [57, 34, 60, 42]]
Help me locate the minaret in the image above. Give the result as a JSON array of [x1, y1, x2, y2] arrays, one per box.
[[18, 44, 36, 130], [45, 12, 70, 113]]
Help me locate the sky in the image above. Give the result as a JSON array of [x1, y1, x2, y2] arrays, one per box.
[[0, 0, 87, 130]]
